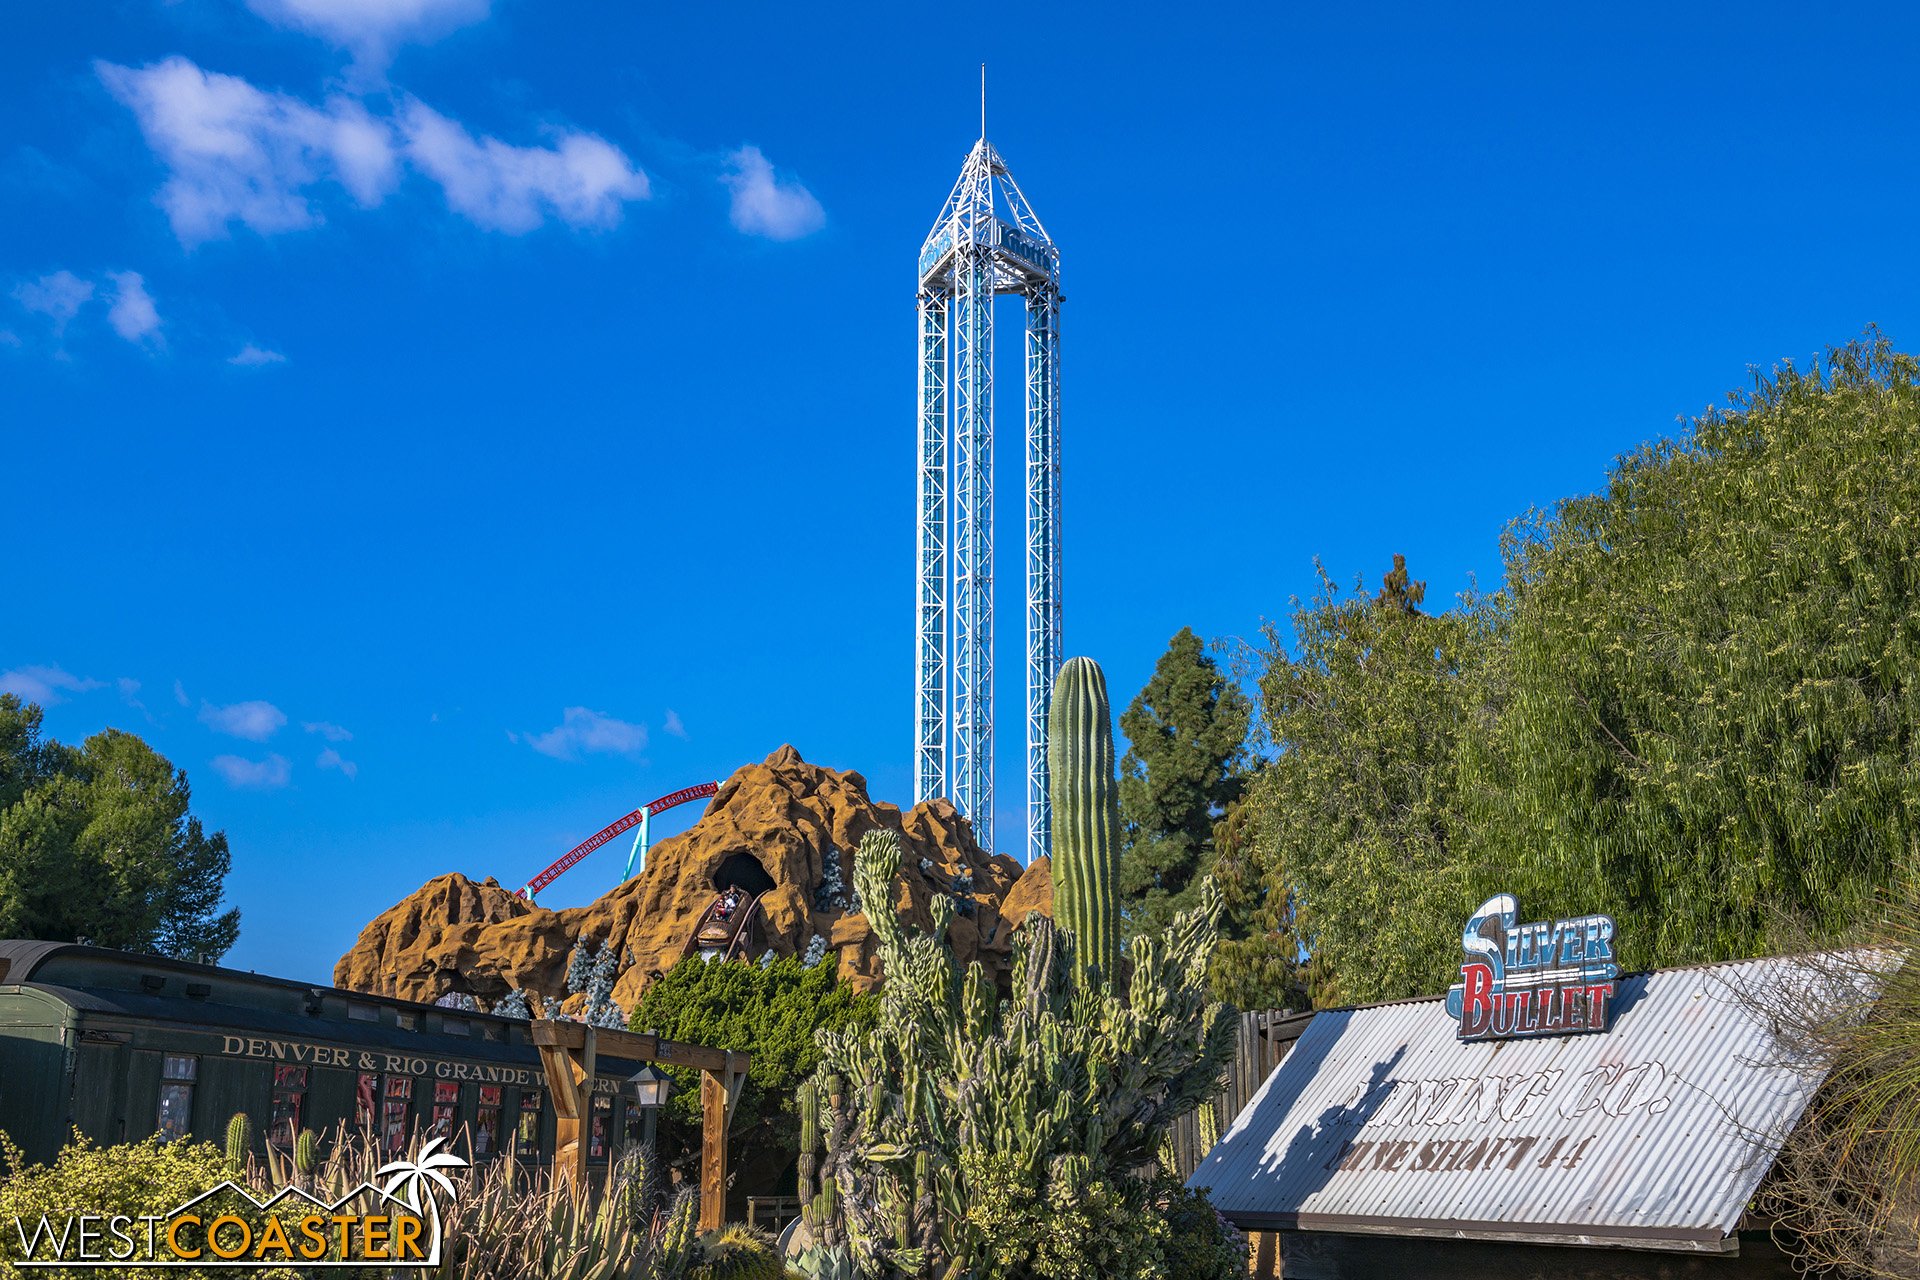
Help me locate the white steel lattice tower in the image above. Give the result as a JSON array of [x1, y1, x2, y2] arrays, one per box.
[[914, 128, 1062, 863]]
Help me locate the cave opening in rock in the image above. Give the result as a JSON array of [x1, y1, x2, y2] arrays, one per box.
[[711, 851, 776, 896]]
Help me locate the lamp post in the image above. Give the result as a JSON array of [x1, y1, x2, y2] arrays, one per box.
[[627, 1064, 672, 1156]]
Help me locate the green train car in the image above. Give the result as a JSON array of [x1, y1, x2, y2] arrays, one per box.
[[0, 940, 655, 1170]]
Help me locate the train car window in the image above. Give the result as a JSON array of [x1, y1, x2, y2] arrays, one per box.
[[383, 1076, 413, 1155], [347, 1003, 379, 1022], [157, 1056, 197, 1142], [517, 1089, 541, 1158], [396, 1012, 418, 1031], [589, 1094, 611, 1161], [270, 1065, 308, 1150], [430, 1081, 459, 1140], [475, 1086, 502, 1157], [442, 1018, 470, 1037]]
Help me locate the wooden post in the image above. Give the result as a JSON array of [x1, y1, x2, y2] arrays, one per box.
[[700, 1069, 726, 1230], [1251, 1230, 1278, 1278], [531, 1020, 745, 1217], [534, 1023, 595, 1192]]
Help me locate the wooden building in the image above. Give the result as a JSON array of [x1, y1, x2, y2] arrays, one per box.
[[0, 940, 655, 1169], [1189, 950, 1860, 1279]]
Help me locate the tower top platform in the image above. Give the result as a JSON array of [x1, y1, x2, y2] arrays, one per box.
[[917, 139, 1059, 292]]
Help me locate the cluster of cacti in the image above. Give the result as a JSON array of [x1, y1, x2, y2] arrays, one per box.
[[1049, 654, 1123, 982], [794, 657, 1237, 1280], [795, 1075, 841, 1245], [224, 1112, 250, 1171]]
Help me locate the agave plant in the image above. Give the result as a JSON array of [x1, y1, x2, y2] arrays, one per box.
[[245, 1124, 713, 1280]]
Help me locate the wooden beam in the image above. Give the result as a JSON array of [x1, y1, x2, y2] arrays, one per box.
[[723, 1051, 750, 1126], [532, 1019, 733, 1074], [535, 1045, 580, 1119]]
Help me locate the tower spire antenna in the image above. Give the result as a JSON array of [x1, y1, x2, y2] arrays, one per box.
[[979, 62, 986, 141]]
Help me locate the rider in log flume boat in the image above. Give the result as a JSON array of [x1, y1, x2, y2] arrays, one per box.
[[696, 888, 744, 949]]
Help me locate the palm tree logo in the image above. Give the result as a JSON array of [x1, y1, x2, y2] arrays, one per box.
[[375, 1136, 468, 1261]]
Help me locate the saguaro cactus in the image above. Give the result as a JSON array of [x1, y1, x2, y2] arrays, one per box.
[[797, 1077, 820, 1231], [1048, 655, 1123, 981], [224, 1112, 251, 1171], [294, 1129, 319, 1180]]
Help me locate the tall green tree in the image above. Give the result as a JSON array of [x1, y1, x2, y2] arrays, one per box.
[[1479, 333, 1920, 970], [1245, 563, 1493, 1006], [1116, 627, 1253, 936], [1204, 795, 1306, 1011], [1241, 331, 1920, 1004], [0, 695, 239, 961]]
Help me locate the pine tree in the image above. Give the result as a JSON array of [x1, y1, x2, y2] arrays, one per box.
[[1116, 627, 1253, 936], [0, 696, 240, 960]]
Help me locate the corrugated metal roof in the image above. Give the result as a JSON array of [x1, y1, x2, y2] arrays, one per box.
[[1187, 954, 1868, 1253]]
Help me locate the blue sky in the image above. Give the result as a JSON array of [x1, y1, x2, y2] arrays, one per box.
[[6, 2, 1920, 985]]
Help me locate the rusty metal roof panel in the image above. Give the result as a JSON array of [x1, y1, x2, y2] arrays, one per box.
[[1187, 954, 1863, 1253]]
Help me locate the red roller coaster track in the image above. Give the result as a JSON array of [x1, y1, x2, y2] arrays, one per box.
[[518, 782, 719, 900]]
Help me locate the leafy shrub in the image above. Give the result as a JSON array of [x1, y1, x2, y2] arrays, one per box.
[[0, 1130, 237, 1279], [632, 953, 875, 1172]]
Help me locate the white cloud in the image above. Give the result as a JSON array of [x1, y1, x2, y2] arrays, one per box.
[[526, 707, 648, 760], [173, 679, 191, 707], [105, 271, 162, 344], [663, 709, 688, 740], [228, 343, 287, 366], [13, 271, 95, 333], [1, 330, 22, 347], [100, 58, 649, 243], [97, 57, 400, 245], [399, 100, 650, 233], [0, 665, 103, 706], [199, 698, 288, 741], [720, 145, 824, 241], [316, 746, 359, 780], [244, 0, 489, 68], [303, 720, 353, 742], [211, 753, 291, 789]]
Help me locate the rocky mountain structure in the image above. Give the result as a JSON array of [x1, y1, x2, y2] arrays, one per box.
[[335, 746, 1051, 1011]]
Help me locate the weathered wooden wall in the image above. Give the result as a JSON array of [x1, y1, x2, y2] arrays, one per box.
[[1164, 1008, 1312, 1182]]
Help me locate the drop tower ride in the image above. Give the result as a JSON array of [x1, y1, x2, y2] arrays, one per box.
[[913, 102, 1062, 864]]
